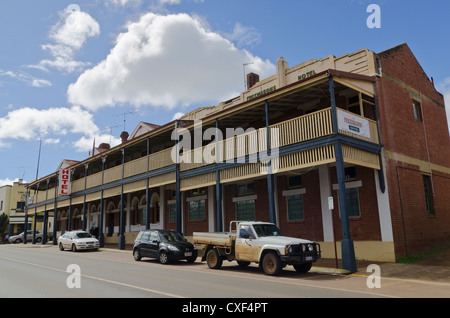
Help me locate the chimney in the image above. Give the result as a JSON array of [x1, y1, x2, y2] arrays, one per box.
[[98, 143, 110, 152], [120, 131, 129, 143], [247, 72, 260, 89]]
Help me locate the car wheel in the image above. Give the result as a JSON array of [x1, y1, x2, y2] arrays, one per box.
[[36, 237, 42, 243], [133, 249, 142, 261], [186, 250, 198, 263], [261, 252, 282, 276], [293, 262, 312, 273], [159, 251, 169, 264], [206, 249, 223, 269], [72, 244, 78, 252], [14, 238, 22, 244], [59, 243, 64, 251]]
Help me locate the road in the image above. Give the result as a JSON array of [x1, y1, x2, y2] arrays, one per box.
[[1, 244, 449, 302]]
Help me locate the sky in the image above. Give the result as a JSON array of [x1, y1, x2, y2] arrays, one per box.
[[0, 0, 449, 186]]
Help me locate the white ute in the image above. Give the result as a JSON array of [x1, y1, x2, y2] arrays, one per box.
[[193, 221, 321, 276]]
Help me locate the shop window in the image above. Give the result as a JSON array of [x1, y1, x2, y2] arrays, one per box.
[[189, 199, 205, 221], [287, 194, 304, 220], [413, 100, 422, 121], [236, 200, 255, 221], [423, 175, 435, 216]]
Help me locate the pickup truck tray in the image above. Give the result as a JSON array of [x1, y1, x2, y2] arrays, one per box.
[[193, 232, 236, 248]]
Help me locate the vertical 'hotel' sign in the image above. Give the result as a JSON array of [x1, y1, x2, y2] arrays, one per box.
[[59, 169, 71, 196]]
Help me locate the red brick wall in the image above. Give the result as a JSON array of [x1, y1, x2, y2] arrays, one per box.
[[276, 170, 324, 241], [223, 178, 272, 230], [376, 44, 450, 257], [385, 159, 450, 257], [328, 166, 381, 241], [376, 44, 450, 165]]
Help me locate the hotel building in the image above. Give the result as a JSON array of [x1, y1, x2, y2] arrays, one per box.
[[24, 43, 450, 272]]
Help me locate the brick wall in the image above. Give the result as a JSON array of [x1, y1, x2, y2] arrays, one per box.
[[276, 170, 324, 241], [328, 166, 382, 242], [376, 44, 450, 257]]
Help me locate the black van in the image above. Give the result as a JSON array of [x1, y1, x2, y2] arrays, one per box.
[[133, 229, 198, 264]]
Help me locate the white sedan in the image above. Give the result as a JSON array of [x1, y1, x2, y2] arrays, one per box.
[[58, 230, 100, 252]]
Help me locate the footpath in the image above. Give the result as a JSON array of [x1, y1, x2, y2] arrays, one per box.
[[313, 248, 450, 284]]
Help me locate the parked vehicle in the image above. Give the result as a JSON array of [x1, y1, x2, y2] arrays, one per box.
[[133, 230, 198, 264], [8, 231, 43, 244], [193, 221, 321, 276], [58, 230, 100, 252]]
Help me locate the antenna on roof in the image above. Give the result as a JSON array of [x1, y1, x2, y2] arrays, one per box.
[[101, 124, 121, 144], [35, 138, 42, 180], [113, 111, 142, 132]]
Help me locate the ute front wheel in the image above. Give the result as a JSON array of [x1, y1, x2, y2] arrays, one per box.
[[206, 249, 223, 269], [293, 262, 312, 273], [261, 252, 282, 276]]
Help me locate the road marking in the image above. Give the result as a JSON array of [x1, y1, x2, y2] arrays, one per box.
[[0, 255, 184, 298]]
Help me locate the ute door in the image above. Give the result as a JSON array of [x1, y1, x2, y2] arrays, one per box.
[[235, 224, 260, 262]]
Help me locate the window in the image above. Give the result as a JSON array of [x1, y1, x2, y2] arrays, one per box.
[[237, 183, 254, 196], [413, 100, 422, 121], [345, 166, 357, 180], [287, 194, 304, 220], [150, 231, 159, 242], [169, 203, 176, 222], [189, 200, 205, 221], [423, 175, 435, 216], [190, 188, 206, 196], [141, 231, 151, 242], [288, 175, 302, 188], [239, 225, 255, 238], [345, 188, 361, 217], [236, 200, 255, 221], [347, 95, 361, 115]]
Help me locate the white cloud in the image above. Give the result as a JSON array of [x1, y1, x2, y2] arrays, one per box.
[[172, 112, 184, 120], [34, 8, 100, 73], [67, 13, 275, 111], [0, 70, 51, 88], [0, 178, 23, 187], [105, 0, 142, 6], [224, 23, 262, 49], [74, 134, 122, 153], [0, 106, 100, 148]]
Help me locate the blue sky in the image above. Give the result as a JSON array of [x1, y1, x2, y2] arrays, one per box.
[[0, 0, 449, 186]]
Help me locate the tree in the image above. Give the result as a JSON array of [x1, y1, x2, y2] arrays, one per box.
[[0, 213, 9, 242]]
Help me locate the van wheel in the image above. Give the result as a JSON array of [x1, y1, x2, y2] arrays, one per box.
[[206, 249, 223, 269], [261, 252, 282, 276]]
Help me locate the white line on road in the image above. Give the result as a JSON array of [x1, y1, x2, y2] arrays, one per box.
[[0, 255, 185, 298]]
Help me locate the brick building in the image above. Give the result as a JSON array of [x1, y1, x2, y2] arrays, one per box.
[[24, 43, 450, 271]]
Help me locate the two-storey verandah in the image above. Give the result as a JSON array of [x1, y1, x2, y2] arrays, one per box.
[[25, 69, 390, 272]]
